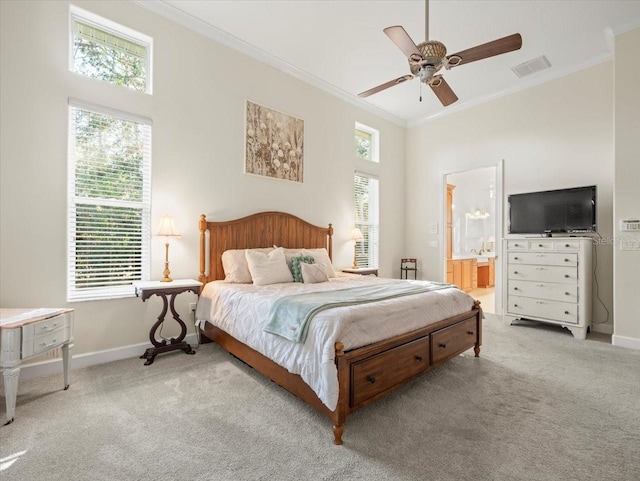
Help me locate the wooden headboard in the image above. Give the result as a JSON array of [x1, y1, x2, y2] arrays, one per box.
[[199, 211, 334, 284]]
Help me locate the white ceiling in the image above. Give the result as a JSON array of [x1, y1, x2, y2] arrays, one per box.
[[139, 0, 640, 126]]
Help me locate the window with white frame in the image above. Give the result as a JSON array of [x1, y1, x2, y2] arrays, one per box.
[[70, 6, 153, 93], [68, 100, 151, 301], [354, 172, 379, 268], [355, 122, 379, 162]]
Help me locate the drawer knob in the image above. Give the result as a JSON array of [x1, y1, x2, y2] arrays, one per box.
[[565, 244, 570, 248], [514, 256, 519, 260], [415, 355, 423, 362], [467, 331, 474, 336], [514, 287, 518, 290], [514, 243, 520, 247], [514, 271, 519, 274], [564, 258, 570, 262], [564, 274, 570, 278], [367, 375, 376, 384], [438, 343, 447, 349], [565, 292, 570, 296], [514, 304, 519, 308], [564, 311, 570, 315], [538, 244, 543, 247]]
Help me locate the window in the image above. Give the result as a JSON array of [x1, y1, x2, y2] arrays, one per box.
[[70, 6, 153, 93], [68, 99, 151, 301], [355, 122, 379, 162], [354, 172, 379, 268]]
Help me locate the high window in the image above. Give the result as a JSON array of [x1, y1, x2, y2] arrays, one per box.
[[355, 122, 379, 162], [67, 100, 151, 301], [70, 6, 153, 93], [354, 172, 379, 268]]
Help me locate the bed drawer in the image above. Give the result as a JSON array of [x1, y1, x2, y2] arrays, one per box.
[[351, 336, 429, 407], [431, 318, 477, 365]]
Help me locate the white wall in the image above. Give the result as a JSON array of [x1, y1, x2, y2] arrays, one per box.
[[406, 64, 615, 332], [613, 27, 640, 348], [0, 0, 406, 356]]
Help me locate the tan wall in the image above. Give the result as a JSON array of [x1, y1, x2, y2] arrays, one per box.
[[613, 27, 640, 346], [406, 64, 615, 331], [0, 0, 406, 356]]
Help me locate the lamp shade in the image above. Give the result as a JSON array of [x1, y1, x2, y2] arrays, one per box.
[[351, 227, 364, 242], [157, 215, 181, 238]]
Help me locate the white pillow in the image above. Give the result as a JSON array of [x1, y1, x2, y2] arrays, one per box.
[[300, 262, 329, 284], [245, 247, 293, 286], [222, 248, 273, 283], [280, 247, 305, 272], [302, 248, 336, 278]]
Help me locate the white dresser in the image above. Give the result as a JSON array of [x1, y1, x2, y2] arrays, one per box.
[[503, 238, 592, 339], [0, 308, 74, 424]]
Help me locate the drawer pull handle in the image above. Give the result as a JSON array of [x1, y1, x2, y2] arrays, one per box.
[[415, 355, 423, 362], [367, 375, 376, 384], [536, 267, 548, 271], [43, 324, 59, 331], [564, 311, 570, 315], [536, 301, 547, 305], [536, 283, 545, 287], [467, 331, 474, 336], [438, 343, 447, 349], [40, 339, 57, 347]]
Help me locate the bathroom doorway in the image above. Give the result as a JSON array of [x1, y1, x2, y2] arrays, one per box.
[[443, 163, 502, 314]]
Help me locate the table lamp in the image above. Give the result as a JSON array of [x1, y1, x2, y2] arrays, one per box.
[[157, 215, 181, 282], [351, 227, 364, 269]]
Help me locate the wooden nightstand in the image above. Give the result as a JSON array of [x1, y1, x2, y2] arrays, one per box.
[[133, 279, 202, 365], [342, 267, 379, 276], [1, 308, 74, 424]]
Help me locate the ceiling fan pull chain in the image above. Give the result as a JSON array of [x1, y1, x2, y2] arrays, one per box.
[[425, 0, 429, 41], [419, 81, 422, 102]]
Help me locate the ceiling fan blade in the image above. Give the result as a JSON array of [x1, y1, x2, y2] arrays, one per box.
[[430, 77, 458, 106], [448, 33, 522, 67], [383, 26, 422, 60], [358, 75, 415, 98]]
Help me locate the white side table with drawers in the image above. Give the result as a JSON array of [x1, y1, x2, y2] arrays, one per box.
[[0, 308, 74, 424]]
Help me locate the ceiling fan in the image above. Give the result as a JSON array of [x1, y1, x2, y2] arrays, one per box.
[[358, 0, 522, 106]]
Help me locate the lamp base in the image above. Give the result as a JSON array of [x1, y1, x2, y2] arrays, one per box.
[[160, 276, 173, 282]]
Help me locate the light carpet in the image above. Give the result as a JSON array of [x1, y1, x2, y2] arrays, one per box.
[[1, 314, 639, 481]]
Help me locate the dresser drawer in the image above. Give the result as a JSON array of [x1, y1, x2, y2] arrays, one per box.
[[554, 240, 582, 251], [431, 318, 477, 365], [509, 280, 578, 303], [528, 240, 554, 250], [507, 240, 527, 251], [508, 296, 578, 324], [22, 326, 70, 357], [22, 312, 72, 341], [351, 337, 429, 407], [508, 264, 577, 284], [509, 252, 577, 267]]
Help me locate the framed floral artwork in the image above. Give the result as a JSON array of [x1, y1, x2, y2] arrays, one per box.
[[245, 100, 304, 183]]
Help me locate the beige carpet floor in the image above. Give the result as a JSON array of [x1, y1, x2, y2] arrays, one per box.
[[1, 314, 639, 481]]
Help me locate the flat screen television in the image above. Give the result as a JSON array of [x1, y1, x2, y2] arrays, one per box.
[[508, 186, 597, 235]]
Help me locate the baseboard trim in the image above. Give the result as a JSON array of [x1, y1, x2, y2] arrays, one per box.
[[612, 334, 640, 350], [591, 323, 613, 335], [16, 333, 199, 381]]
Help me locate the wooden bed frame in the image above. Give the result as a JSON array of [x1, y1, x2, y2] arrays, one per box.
[[198, 211, 482, 445]]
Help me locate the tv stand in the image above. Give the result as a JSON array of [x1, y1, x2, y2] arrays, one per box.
[[503, 237, 592, 339]]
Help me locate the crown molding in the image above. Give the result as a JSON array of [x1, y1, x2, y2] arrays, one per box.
[[130, 0, 407, 127]]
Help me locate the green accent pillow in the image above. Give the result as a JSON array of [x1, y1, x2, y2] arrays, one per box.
[[291, 255, 315, 283]]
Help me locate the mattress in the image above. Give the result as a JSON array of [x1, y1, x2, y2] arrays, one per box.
[[195, 273, 474, 411]]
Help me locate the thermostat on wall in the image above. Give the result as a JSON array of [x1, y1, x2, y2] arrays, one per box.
[[620, 219, 640, 231]]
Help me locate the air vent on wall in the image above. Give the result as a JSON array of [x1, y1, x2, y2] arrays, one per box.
[[511, 55, 551, 78]]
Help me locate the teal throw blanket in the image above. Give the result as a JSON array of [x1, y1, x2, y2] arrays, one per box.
[[263, 281, 453, 343]]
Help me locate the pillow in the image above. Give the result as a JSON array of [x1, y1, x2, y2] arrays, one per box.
[[302, 248, 336, 278], [245, 247, 293, 286], [300, 262, 330, 284], [290, 255, 315, 283], [221, 248, 273, 283], [277, 247, 305, 272]]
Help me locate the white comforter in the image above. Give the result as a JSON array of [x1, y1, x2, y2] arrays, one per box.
[[195, 274, 474, 411]]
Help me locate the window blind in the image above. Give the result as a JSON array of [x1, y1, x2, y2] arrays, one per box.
[[68, 101, 151, 301], [354, 172, 379, 268], [74, 21, 147, 59]]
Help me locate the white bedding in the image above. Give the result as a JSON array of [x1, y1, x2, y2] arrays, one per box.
[[195, 273, 475, 411]]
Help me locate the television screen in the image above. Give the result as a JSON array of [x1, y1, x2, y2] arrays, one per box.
[[508, 186, 596, 234]]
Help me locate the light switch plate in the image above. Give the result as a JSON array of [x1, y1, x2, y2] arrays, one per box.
[[428, 223, 438, 234], [428, 240, 438, 248], [620, 235, 640, 251]]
